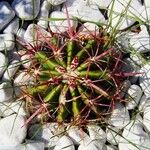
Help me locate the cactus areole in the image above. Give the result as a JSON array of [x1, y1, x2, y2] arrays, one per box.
[[18, 24, 131, 126]]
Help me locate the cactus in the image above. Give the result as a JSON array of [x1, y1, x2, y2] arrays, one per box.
[[17, 23, 133, 126]]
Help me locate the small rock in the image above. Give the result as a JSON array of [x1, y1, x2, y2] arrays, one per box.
[[24, 24, 51, 45], [28, 123, 64, 148], [49, 11, 77, 33], [106, 145, 117, 150], [16, 28, 26, 39], [3, 17, 19, 34], [120, 80, 131, 98], [0, 114, 27, 147], [106, 126, 121, 145], [14, 71, 34, 97], [0, 34, 15, 51], [78, 141, 100, 150], [12, 0, 41, 20], [47, 0, 66, 6], [37, 0, 51, 29], [0, 1, 15, 31], [54, 135, 75, 150], [0, 82, 13, 102], [2, 60, 20, 81], [78, 22, 99, 38], [108, 0, 143, 30], [139, 64, 150, 97], [23, 141, 45, 150], [18, 50, 32, 68], [109, 103, 130, 128], [67, 126, 91, 145], [126, 85, 142, 110], [130, 25, 150, 53], [138, 94, 149, 112], [89, 0, 111, 9], [87, 125, 106, 148], [62, 0, 106, 23], [0, 52, 7, 77], [119, 117, 150, 150], [0, 100, 26, 117], [143, 106, 150, 132]]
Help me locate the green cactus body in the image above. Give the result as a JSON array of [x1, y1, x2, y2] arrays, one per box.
[[21, 28, 128, 125]]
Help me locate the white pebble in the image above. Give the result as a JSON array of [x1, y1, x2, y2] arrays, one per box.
[[78, 141, 100, 150], [126, 85, 142, 110], [62, 0, 106, 23], [49, 11, 77, 33], [24, 24, 51, 45], [109, 103, 130, 128], [3, 17, 19, 34], [143, 106, 150, 132], [108, 0, 143, 30], [2, 60, 20, 81], [0, 100, 26, 117], [87, 125, 106, 144], [0, 34, 15, 51], [47, 0, 66, 6], [16, 28, 26, 39], [0, 82, 13, 102], [119, 117, 150, 150], [54, 135, 75, 150], [106, 126, 121, 145], [0, 114, 27, 147], [0, 52, 7, 77], [12, 0, 41, 20], [28, 123, 64, 147], [0, 1, 15, 31], [89, 0, 111, 9], [130, 26, 150, 53], [138, 95, 150, 112], [67, 126, 91, 145], [37, 0, 51, 29], [78, 22, 99, 38], [139, 64, 150, 97]]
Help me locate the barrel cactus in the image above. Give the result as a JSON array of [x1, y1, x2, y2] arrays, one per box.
[[17, 23, 131, 126]]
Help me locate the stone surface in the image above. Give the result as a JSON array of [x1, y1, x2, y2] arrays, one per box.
[[18, 50, 32, 69], [89, 0, 111, 9], [109, 103, 130, 128], [47, 0, 66, 6], [49, 11, 77, 33], [54, 135, 75, 150], [139, 64, 150, 97], [119, 116, 150, 150], [0, 101, 26, 117], [87, 125, 106, 149], [37, 0, 51, 29], [130, 25, 150, 53], [0, 34, 15, 51], [108, 0, 143, 30], [78, 22, 99, 38], [0, 52, 7, 77], [78, 141, 100, 150], [0, 1, 15, 31], [0, 114, 27, 147], [126, 85, 142, 110], [106, 126, 121, 145], [2, 60, 20, 81], [12, 0, 41, 20], [28, 123, 64, 148], [16, 28, 26, 39], [0, 82, 13, 102], [67, 126, 91, 145], [3, 17, 19, 34], [138, 95, 149, 112], [143, 105, 150, 132], [24, 24, 51, 45], [62, 0, 106, 23]]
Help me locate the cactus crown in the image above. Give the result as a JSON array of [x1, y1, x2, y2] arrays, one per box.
[[18, 22, 130, 126]]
